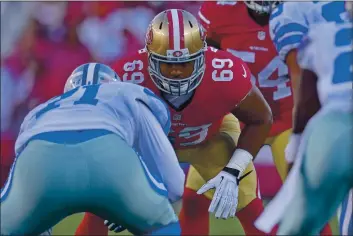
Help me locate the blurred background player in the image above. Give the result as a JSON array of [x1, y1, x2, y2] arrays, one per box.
[[269, 1, 350, 234], [269, 1, 348, 108], [198, 0, 290, 185], [197, 1, 298, 234], [256, 2, 353, 234], [0, 63, 184, 235], [78, 8, 273, 235]]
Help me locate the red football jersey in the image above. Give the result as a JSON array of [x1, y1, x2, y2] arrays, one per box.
[[199, 1, 293, 137], [112, 47, 252, 149]]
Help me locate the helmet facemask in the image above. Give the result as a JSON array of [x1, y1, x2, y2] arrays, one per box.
[[148, 47, 206, 96], [244, 1, 281, 14]]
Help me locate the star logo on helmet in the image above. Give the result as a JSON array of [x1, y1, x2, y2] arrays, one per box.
[[172, 50, 183, 57], [146, 24, 153, 45]]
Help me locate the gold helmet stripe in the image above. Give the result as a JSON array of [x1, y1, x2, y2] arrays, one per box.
[[166, 9, 185, 50]]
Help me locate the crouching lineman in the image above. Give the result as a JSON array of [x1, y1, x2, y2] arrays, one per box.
[[76, 9, 273, 236], [0, 63, 185, 235], [256, 2, 353, 234]]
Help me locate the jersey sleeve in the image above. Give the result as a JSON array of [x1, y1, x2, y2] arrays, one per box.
[[198, 1, 234, 43], [110, 49, 148, 85], [211, 48, 253, 106], [136, 102, 185, 203], [297, 35, 315, 73], [198, 2, 215, 38], [269, 3, 309, 61], [140, 87, 171, 135], [230, 55, 253, 105], [297, 24, 327, 75]]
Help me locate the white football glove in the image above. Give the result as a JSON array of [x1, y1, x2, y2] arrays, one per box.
[[197, 170, 239, 219], [197, 149, 253, 219], [285, 134, 302, 164], [104, 220, 126, 233]]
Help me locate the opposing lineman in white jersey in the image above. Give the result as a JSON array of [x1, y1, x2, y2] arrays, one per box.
[[256, 4, 353, 234], [269, 1, 348, 61], [298, 22, 352, 107], [0, 63, 185, 235], [269, 1, 348, 113]]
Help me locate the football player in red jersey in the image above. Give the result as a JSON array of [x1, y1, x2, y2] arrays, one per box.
[[197, 1, 332, 235], [75, 9, 272, 236], [199, 0, 293, 180]]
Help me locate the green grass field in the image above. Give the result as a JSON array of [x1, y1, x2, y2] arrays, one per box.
[[52, 200, 339, 235]]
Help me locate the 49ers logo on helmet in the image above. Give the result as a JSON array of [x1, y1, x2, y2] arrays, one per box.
[[146, 24, 153, 45], [172, 50, 183, 57]]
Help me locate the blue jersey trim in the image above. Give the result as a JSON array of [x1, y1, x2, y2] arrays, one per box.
[[273, 23, 308, 46]]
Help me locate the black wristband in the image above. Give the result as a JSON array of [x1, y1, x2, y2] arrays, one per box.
[[223, 167, 241, 179]]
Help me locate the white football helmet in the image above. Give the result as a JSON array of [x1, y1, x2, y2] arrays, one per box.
[[64, 63, 119, 93]]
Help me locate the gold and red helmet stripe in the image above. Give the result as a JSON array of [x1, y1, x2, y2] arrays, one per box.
[[166, 9, 185, 50]]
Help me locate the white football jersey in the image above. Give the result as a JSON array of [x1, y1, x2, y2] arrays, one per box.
[[270, 1, 348, 61], [16, 82, 169, 152], [16, 82, 184, 201], [297, 22, 352, 108]]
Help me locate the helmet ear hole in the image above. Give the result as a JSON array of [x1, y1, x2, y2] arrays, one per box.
[[189, 21, 193, 28], [159, 22, 163, 30]]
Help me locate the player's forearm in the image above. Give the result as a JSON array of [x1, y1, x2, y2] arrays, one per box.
[[224, 119, 272, 178], [230, 86, 273, 158], [290, 74, 301, 106], [160, 149, 185, 202], [139, 105, 185, 201], [286, 50, 302, 106], [146, 138, 185, 202], [292, 70, 321, 134], [227, 86, 272, 177], [236, 121, 272, 158]]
